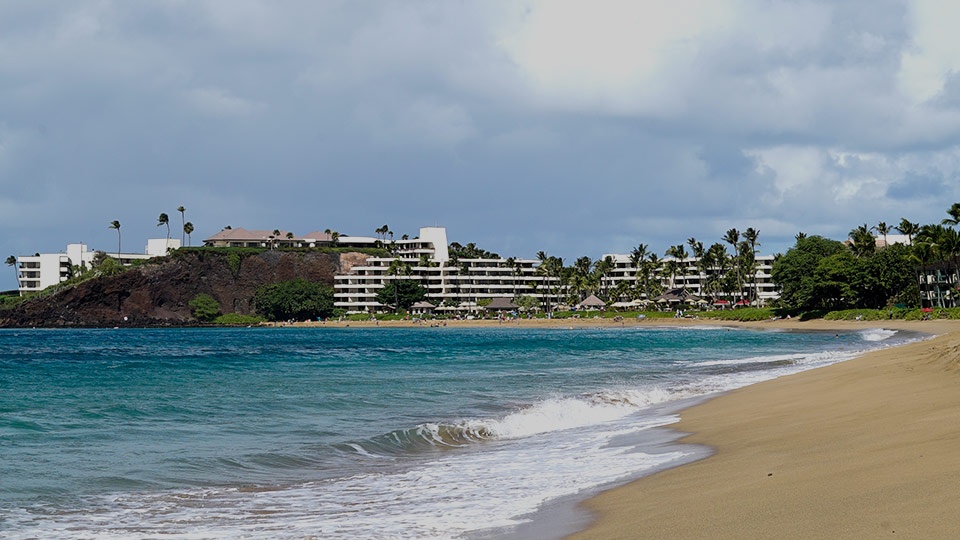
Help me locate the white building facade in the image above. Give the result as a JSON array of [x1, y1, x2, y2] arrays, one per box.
[[15, 239, 179, 296], [334, 227, 563, 313], [599, 253, 779, 305], [334, 228, 781, 314]]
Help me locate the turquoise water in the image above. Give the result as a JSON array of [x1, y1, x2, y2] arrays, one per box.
[[0, 326, 911, 539]]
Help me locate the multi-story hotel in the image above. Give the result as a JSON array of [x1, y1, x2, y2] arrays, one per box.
[[333, 227, 564, 313], [333, 227, 779, 313], [14, 239, 179, 296], [598, 253, 779, 306]]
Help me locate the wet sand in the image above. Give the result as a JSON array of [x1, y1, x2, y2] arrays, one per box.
[[565, 319, 960, 539]]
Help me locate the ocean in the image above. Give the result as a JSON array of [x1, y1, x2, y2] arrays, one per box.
[[0, 325, 915, 539]]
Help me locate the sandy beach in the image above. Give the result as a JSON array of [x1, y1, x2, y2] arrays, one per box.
[[557, 318, 960, 539], [288, 315, 960, 537]]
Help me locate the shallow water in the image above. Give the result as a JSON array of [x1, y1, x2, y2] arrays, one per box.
[[0, 326, 914, 539]]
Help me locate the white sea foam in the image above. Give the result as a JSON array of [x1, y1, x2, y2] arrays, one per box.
[[695, 352, 806, 367], [859, 328, 898, 341], [457, 387, 676, 440], [4, 413, 691, 540]]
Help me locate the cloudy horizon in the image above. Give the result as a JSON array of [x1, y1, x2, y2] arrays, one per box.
[[3, 1, 960, 289]]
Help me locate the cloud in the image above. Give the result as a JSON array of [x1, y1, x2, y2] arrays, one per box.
[[5, 1, 960, 290]]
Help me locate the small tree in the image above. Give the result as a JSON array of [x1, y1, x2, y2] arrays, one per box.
[[184, 222, 194, 246], [157, 213, 170, 241], [109, 220, 121, 259], [5, 255, 17, 288], [177, 206, 186, 244], [514, 295, 539, 312], [375, 280, 426, 312], [188, 293, 221, 322], [253, 279, 335, 321]]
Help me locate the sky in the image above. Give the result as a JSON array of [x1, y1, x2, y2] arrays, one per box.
[[3, 1, 960, 290]]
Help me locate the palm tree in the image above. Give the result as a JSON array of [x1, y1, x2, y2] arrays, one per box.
[[177, 206, 186, 244], [330, 231, 340, 246], [157, 213, 170, 242], [687, 238, 706, 295], [872, 221, 890, 248], [5, 255, 17, 287], [705, 243, 729, 298], [665, 244, 688, 289], [271, 229, 281, 250], [795, 232, 807, 242], [723, 228, 741, 300], [536, 251, 559, 314], [593, 255, 614, 300], [109, 220, 121, 259], [183, 222, 194, 246], [386, 258, 411, 313], [896, 218, 919, 245], [942, 203, 960, 228], [645, 253, 663, 299], [848, 224, 875, 257], [629, 244, 649, 298], [743, 228, 760, 302]]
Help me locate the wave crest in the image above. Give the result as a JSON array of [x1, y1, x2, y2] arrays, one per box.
[[341, 387, 676, 457], [859, 328, 898, 342]]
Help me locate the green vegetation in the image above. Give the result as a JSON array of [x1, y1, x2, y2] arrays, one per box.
[[188, 293, 221, 322], [374, 280, 426, 312], [823, 308, 960, 321], [253, 279, 335, 321], [0, 293, 27, 310], [213, 313, 264, 325], [697, 308, 779, 321]]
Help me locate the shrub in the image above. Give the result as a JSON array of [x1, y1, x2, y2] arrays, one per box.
[[213, 313, 264, 325], [188, 293, 221, 322], [253, 279, 334, 321]]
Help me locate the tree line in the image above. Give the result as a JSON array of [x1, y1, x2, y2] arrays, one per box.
[[774, 203, 960, 311]]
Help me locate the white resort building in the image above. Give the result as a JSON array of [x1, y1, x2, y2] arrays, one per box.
[[203, 228, 376, 250], [333, 227, 780, 314], [334, 227, 563, 313], [599, 253, 779, 306], [14, 239, 179, 296]]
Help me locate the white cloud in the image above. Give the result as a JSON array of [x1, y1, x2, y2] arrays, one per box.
[[899, 0, 960, 104], [496, 0, 733, 115]]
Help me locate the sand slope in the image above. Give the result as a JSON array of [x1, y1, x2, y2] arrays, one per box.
[[568, 320, 960, 539]]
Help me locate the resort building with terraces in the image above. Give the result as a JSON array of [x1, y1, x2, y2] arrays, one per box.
[[14, 239, 179, 296], [332, 227, 780, 314], [598, 253, 779, 307], [333, 227, 564, 314]]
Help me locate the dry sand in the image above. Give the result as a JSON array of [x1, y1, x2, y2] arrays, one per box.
[[565, 318, 960, 539]]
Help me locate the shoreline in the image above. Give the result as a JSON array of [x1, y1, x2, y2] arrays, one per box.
[[563, 319, 960, 539], [282, 315, 949, 332]]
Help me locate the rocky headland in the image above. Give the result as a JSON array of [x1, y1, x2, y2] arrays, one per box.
[[0, 249, 369, 327]]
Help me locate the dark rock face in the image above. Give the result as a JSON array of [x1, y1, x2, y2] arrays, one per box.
[[0, 250, 355, 327]]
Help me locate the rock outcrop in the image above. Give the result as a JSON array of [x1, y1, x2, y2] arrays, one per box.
[[0, 250, 356, 327]]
